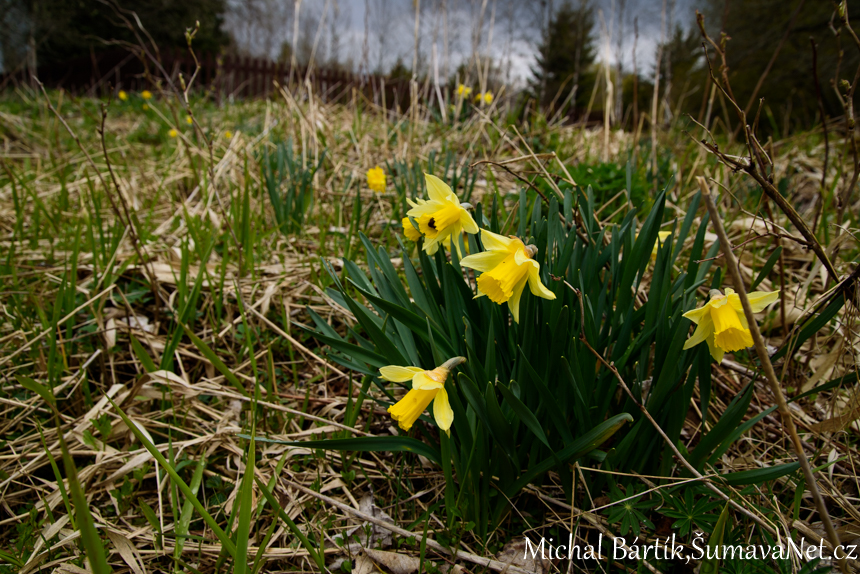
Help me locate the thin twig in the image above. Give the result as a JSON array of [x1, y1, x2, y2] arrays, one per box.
[[698, 176, 848, 574], [563, 280, 781, 537]]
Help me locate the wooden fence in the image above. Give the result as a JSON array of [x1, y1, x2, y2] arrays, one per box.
[[1, 47, 429, 110]]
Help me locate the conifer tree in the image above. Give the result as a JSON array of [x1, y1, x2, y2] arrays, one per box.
[[530, 0, 597, 115]]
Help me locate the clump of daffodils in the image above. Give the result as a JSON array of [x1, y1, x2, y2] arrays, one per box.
[[683, 287, 779, 362], [476, 92, 494, 105], [460, 230, 556, 323], [381, 357, 466, 435], [402, 174, 477, 255], [457, 84, 472, 98], [366, 166, 386, 193]]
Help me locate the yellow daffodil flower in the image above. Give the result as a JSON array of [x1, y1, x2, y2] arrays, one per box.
[[224, 130, 233, 139], [186, 115, 193, 125], [476, 92, 494, 105], [405, 174, 478, 255], [682, 287, 779, 362], [168, 128, 178, 138], [402, 217, 422, 242], [367, 166, 386, 193], [381, 357, 466, 434], [141, 90, 152, 100], [142, 103, 149, 111], [651, 230, 672, 260], [457, 84, 472, 98], [460, 229, 556, 323], [118, 90, 128, 101]]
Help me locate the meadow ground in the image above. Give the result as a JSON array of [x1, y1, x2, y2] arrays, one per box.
[[0, 86, 858, 573]]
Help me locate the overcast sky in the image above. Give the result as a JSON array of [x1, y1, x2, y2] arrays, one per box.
[[224, 0, 701, 87]]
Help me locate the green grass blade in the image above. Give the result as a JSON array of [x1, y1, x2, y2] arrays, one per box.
[[58, 434, 111, 574], [108, 397, 237, 557], [700, 502, 731, 574], [750, 245, 782, 290], [254, 477, 325, 571], [182, 325, 248, 397], [130, 335, 158, 373], [241, 435, 441, 465], [174, 457, 207, 559], [504, 413, 633, 497]]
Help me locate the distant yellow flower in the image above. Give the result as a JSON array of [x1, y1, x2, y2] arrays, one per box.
[[381, 357, 465, 434], [651, 230, 672, 260], [224, 131, 233, 139], [186, 115, 193, 125], [142, 103, 149, 111], [460, 229, 556, 323], [168, 128, 178, 138], [118, 90, 128, 101], [367, 166, 386, 193], [405, 174, 478, 255], [457, 84, 472, 98], [683, 287, 779, 362], [402, 217, 422, 242], [141, 90, 152, 100], [476, 92, 494, 105]]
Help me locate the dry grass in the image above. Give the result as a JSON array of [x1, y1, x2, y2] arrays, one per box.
[[0, 82, 858, 573]]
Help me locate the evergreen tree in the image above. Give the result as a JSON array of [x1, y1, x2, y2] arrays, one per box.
[[530, 0, 597, 115]]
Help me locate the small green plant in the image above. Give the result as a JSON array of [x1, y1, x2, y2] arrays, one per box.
[[660, 486, 724, 537], [263, 140, 325, 236], [605, 482, 655, 537]]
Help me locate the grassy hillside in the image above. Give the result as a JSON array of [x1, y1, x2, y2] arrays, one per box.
[[0, 86, 856, 573]]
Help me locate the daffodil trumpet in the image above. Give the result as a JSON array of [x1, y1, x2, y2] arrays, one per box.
[[403, 174, 478, 255], [682, 287, 779, 362], [460, 229, 556, 323], [380, 357, 466, 435]]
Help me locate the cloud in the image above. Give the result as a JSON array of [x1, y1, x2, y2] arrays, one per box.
[[224, 0, 701, 86]]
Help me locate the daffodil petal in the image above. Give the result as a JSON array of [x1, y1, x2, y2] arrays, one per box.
[[683, 314, 714, 350], [527, 263, 556, 300], [514, 248, 531, 265], [407, 201, 439, 217], [412, 371, 445, 390], [432, 387, 454, 432], [507, 275, 530, 323], [460, 209, 479, 234], [478, 228, 516, 252], [379, 366, 424, 382], [424, 238, 441, 255], [682, 305, 709, 324], [706, 334, 725, 363], [460, 250, 508, 273], [424, 173, 453, 202], [729, 290, 780, 313]]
